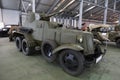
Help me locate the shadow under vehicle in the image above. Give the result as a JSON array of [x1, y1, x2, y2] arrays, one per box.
[[13, 12, 106, 76], [89, 24, 120, 48]]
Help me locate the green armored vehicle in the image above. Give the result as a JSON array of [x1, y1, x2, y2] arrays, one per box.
[[89, 24, 120, 47], [14, 12, 105, 76]]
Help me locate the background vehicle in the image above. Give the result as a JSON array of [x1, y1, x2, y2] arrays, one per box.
[[8, 25, 19, 41], [14, 12, 105, 76], [89, 24, 120, 47], [0, 27, 10, 37]]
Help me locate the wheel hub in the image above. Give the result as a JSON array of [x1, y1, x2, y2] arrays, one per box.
[[48, 52, 52, 57], [23, 42, 27, 52], [44, 44, 53, 57], [26, 48, 28, 52], [64, 53, 78, 70]]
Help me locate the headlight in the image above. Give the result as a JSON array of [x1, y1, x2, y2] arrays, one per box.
[[12, 30, 16, 33], [102, 33, 106, 35], [77, 35, 83, 43], [79, 38, 83, 43], [2, 29, 7, 31]]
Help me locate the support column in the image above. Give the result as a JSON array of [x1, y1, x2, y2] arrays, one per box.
[[64, 18, 67, 26], [114, 0, 116, 10], [94, 0, 97, 4], [72, 19, 75, 27], [103, 0, 108, 24], [0, 8, 2, 22], [62, 17, 64, 24], [59, 17, 61, 24], [72, 19, 73, 27], [78, 0, 83, 29], [51, 17, 53, 22], [32, 0, 35, 13], [56, 17, 58, 23], [22, 1, 27, 12], [74, 19, 77, 28], [69, 17, 72, 27], [50, 17, 52, 22]]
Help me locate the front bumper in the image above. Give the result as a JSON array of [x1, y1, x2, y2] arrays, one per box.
[[95, 54, 103, 63], [85, 49, 106, 65]]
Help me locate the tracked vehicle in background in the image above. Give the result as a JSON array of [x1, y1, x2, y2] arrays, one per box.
[[14, 12, 106, 76]]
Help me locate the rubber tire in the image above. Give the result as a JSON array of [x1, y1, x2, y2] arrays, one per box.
[[15, 37, 22, 52], [94, 45, 102, 54], [9, 34, 13, 41], [116, 39, 120, 48], [41, 40, 57, 63], [22, 39, 34, 56], [59, 49, 85, 76]]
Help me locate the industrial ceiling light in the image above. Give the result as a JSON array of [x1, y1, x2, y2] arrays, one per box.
[[88, 3, 90, 5], [90, 13, 93, 16], [114, 20, 119, 23], [84, 6, 95, 12], [75, 5, 95, 17], [28, 3, 32, 6], [59, 0, 75, 12], [75, 14, 79, 17]]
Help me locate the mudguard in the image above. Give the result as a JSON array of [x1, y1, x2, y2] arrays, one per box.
[[93, 39, 101, 44], [19, 27, 33, 34], [52, 44, 84, 54]]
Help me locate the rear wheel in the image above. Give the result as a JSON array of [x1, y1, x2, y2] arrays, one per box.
[[116, 39, 120, 48], [22, 39, 34, 56], [59, 50, 84, 76], [41, 40, 57, 62], [9, 34, 13, 41], [15, 37, 22, 52]]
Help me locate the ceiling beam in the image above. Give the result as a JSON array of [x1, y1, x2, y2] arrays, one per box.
[[47, 0, 60, 14], [18, 0, 22, 10], [68, 2, 79, 13], [0, 0, 3, 8], [35, 0, 41, 9], [39, 3, 50, 7]]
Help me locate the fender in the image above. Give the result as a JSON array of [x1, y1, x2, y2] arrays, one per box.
[[19, 27, 33, 34], [93, 39, 101, 44], [52, 44, 83, 54]]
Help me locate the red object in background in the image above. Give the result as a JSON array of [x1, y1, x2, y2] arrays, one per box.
[[81, 23, 87, 31]]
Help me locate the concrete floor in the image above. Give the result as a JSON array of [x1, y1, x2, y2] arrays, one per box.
[[0, 38, 120, 80]]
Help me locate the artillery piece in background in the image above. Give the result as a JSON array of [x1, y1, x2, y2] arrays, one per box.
[[89, 24, 120, 47]]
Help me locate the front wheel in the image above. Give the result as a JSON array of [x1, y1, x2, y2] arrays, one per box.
[[116, 39, 120, 48], [59, 49, 84, 76]]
